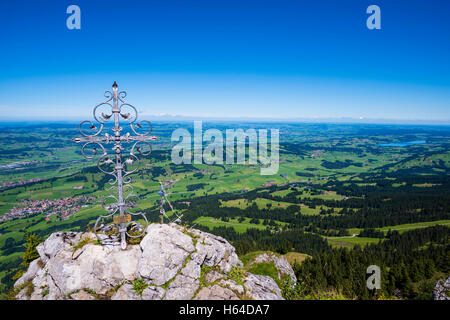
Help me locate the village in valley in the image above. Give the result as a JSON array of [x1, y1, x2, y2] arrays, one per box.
[[0, 196, 97, 223], [0, 178, 42, 190]]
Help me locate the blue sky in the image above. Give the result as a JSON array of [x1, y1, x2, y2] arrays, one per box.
[[0, 0, 449, 122]]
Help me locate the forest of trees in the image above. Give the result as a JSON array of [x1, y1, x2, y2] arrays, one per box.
[[294, 226, 449, 300], [167, 173, 450, 300], [193, 223, 449, 300], [173, 177, 450, 235]]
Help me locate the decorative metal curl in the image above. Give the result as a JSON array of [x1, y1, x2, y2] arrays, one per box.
[[131, 120, 152, 136], [81, 142, 107, 159], [79, 120, 104, 137], [72, 82, 159, 249]]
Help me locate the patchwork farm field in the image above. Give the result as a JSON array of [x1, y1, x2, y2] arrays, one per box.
[[327, 236, 382, 248], [193, 216, 269, 233]]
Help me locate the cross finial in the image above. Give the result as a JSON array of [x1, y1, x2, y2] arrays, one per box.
[[72, 83, 159, 250]]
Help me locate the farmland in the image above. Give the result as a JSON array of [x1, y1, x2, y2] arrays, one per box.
[[0, 121, 449, 299]]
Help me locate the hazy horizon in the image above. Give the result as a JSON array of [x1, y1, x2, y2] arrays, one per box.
[[1, 115, 449, 126]]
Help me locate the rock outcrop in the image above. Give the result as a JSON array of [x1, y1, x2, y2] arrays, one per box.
[[432, 276, 450, 300], [249, 252, 297, 282], [13, 223, 293, 300]]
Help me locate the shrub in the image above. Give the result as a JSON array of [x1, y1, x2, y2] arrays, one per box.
[[21, 233, 42, 268]]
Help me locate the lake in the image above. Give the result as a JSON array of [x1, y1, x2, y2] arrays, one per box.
[[377, 140, 426, 147]]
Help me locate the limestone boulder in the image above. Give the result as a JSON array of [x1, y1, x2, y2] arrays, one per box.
[[14, 223, 285, 300]]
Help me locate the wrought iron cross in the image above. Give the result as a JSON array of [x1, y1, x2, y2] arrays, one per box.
[[72, 82, 158, 249]]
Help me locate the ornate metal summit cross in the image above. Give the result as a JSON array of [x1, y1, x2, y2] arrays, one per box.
[[72, 82, 158, 249]]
